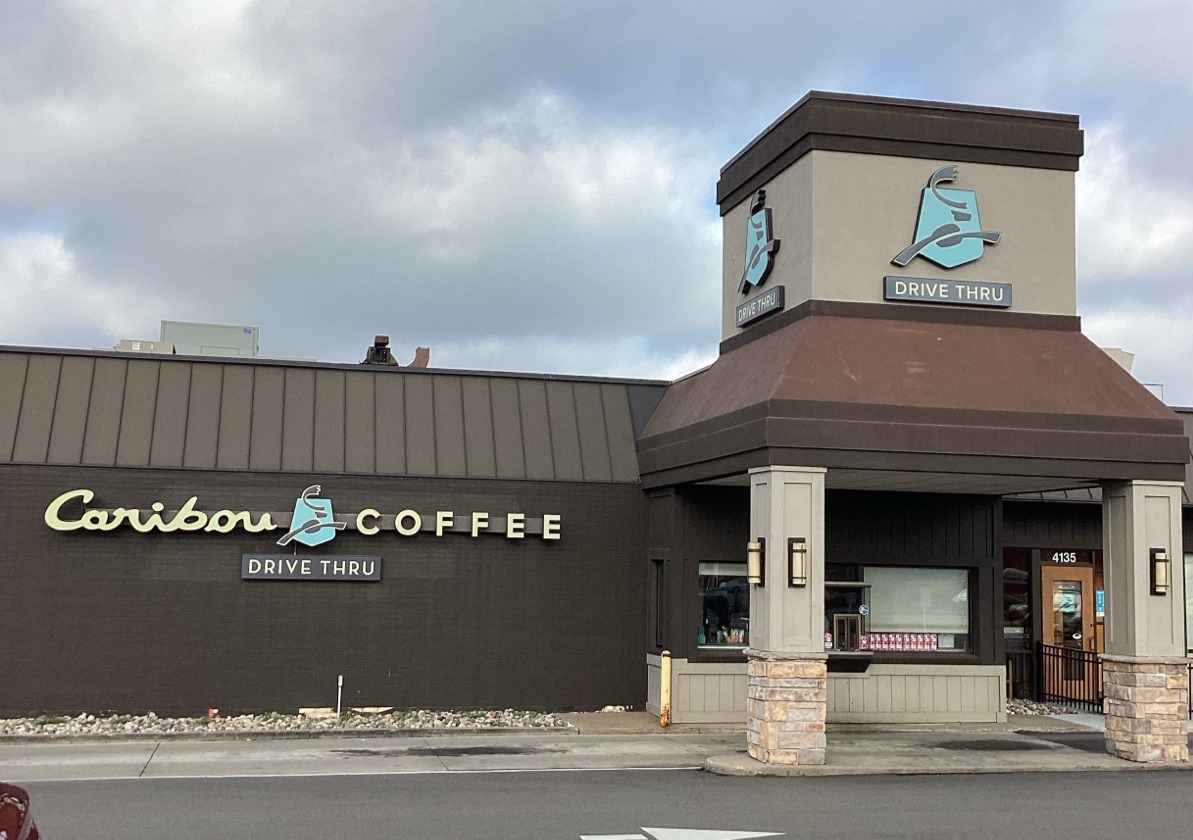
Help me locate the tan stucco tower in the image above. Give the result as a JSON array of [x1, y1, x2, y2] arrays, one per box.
[[637, 92, 1189, 766]]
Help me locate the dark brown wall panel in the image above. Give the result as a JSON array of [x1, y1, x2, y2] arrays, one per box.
[[0, 464, 648, 716], [12, 354, 61, 462], [249, 367, 285, 471], [461, 377, 496, 478], [313, 370, 346, 473], [344, 372, 376, 473], [82, 358, 126, 465], [183, 364, 222, 468], [149, 362, 191, 467], [281, 368, 315, 472], [575, 382, 612, 482], [490, 378, 526, 479], [0, 353, 28, 461], [433, 376, 466, 477], [519, 380, 554, 480], [404, 375, 436, 475], [1002, 501, 1102, 549], [547, 381, 583, 481], [217, 366, 253, 470], [117, 360, 160, 466], [47, 356, 93, 464], [374, 374, 406, 474]]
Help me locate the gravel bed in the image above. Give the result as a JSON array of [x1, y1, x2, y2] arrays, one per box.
[[0, 709, 571, 738], [1006, 698, 1089, 715]]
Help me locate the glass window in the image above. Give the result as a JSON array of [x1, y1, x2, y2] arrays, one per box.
[[824, 583, 870, 651], [1002, 548, 1031, 643], [652, 559, 664, 648], [698, 562, 749, 647], [1184, 553, 1193, 653], [864, 566, 971, 652]]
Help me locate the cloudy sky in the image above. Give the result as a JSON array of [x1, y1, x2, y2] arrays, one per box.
[[3, 1, 1193, 400]]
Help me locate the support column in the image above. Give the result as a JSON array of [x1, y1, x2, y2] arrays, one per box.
[[745, 466, 827, 765], [1101, 480, 1189, 763]]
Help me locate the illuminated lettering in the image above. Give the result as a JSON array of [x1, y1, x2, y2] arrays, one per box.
[[542, 514, 561, 540], [436, 510, 454, 536], [506, 512, 525, 539], [356, 508, 381, 536], [471, 511, 489, 537], [395, 509, 422, 536]]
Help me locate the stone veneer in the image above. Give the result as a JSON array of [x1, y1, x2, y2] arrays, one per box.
[[1102, 654, 1190, 763], [746, 650, 827, 765]]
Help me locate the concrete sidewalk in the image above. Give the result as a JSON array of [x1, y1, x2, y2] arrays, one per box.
[[561, 711, 1193, 777], [3, 712, 1191, 781]]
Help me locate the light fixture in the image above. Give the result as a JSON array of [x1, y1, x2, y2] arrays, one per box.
[[746, 538, 765, 586], [1150, 548, 1171, 596], [788, 537, 808, 587]]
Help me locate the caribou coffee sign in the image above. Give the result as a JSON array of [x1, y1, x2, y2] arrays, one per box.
[[885, 165, 1011, 309], [43, 486, 562, 541], [736, 188, 785, 328]]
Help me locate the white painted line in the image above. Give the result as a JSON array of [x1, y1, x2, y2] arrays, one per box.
[[579, 835, 647, 840]]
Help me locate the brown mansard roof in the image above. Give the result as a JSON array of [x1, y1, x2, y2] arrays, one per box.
[[637, 301, 1188, 491]]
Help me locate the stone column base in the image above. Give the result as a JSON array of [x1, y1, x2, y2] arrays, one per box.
[[1102, 654, 1190, 763], [745, 649, 827, 765]]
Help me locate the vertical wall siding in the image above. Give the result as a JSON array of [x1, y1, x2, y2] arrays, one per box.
[[0, 350, 656, 482], [0, 354, 29, 461]]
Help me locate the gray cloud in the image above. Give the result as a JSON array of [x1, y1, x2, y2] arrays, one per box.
[[3, 1, 1193, 399]]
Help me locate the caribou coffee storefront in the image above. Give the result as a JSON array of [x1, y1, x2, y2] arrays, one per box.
[[1, 92, 1189, 765]]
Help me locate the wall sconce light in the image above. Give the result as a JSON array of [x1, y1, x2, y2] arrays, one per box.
[[746, 538, 765, 586], [1150, 548, 1171, 596], [788, 537, 808, 587]]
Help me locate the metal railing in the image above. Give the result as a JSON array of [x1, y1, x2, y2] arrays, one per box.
[[1039, 643, 1103, 714]]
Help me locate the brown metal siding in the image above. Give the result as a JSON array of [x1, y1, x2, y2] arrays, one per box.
[[404, 375, 436, 475], [374, 373, 406, 474], [461, 377, 497, 478], [313, 370, 346, 473], [150, 362, 190, 467], [0, 464, 648, 715], [0, 349, 654, 484], [0, 353, 28, 461], [547, 380, 583, 480], [519, 380, 554, 480], [281, 368, 315, 472], [81, 357, 125, 465], [576, 382, 613, 481], [433, 376, 467, 476], [604, 384, 639, 482], [217, 366, 254, 470], [249, 366, 284, 470], [116, 359, 158, 466], [344, 372, 376, 473], [490, 378, 526, 478], [47, 356, 92, 464], [13, 354, 60, 462], [183, 364, 222, 468]]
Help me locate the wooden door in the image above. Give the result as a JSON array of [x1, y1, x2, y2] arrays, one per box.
[[1041, 565, 1095, 651]]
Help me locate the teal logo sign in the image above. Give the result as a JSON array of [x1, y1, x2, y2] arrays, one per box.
[[277, 485, 347, 547], [739, 189, 780, 293], [892, 166, 1001, 269]]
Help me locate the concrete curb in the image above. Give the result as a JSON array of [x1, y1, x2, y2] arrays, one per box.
[[0, 725, 579, 745], [704, 752, 1193, 777]]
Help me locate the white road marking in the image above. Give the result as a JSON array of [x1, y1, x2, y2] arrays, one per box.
[[643, 830, 784, 840]]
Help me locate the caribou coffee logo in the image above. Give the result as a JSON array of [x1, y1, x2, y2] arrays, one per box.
[[277, 485, 345, 547], [738, 188, 780, 293], [891, 165, 1001, 269]]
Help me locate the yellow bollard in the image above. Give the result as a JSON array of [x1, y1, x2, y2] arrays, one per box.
[[659, 649, 672, 728]]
